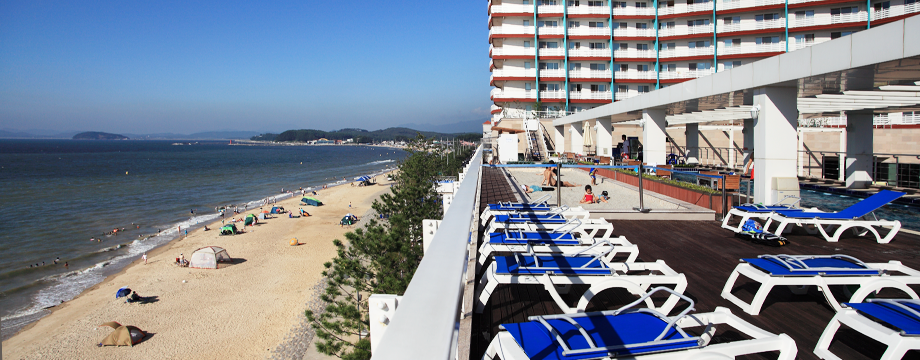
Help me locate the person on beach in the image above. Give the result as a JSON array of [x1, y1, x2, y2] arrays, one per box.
[[54, 257, 60, 264], [522, 184, 546, 193], [546, 167, 578, 187], [589, 160, 599, 185], [142, 253, 147, 265], [349, 201, 352, 208], [580, 185, 607, 204], [179, 253, 186, 266], [64, 262, 68, 268]]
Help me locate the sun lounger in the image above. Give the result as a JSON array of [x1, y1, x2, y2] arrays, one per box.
[[815, 299, 920, 360], [482, 287, 797, 360], [480, 204, 589, 223], [760, 190, 904, 243], [721, 254, 920, 315], [478, 233, 639, 267], [486, 218, 613, 239], [476, 253, 687, 315], [720, 196, 810, 232]]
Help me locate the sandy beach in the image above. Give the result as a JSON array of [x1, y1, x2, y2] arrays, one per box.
[[3, 175, 394, 359]]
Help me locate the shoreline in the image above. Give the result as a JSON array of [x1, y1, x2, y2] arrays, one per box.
[[3, 170, 396, 359]]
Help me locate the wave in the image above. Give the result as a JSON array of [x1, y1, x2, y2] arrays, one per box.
[[365, 159, 395, 166]]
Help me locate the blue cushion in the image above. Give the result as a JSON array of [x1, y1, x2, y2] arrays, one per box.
[[488, 232, 579, 246], [494, 214, 568, 223], [847, 301, 920, 336], [773, 190, 904, 219], [735, 205, 794, 213], [488, 203, 552, 212], [744, 256, 882, 276], [502, 312, 699, 360], [495, 255, 612, 275]]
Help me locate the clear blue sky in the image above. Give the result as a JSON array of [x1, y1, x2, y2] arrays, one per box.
[[0, 0, 491, 134]]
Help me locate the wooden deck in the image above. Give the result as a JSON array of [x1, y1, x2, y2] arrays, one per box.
[[470, 168, 920, 360]]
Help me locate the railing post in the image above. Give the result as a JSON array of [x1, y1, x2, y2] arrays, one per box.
[[556, 163, 562, 206], [721, 175, 727, 220], [634, 164, 650, 213]]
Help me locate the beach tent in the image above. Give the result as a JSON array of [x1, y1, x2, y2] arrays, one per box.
[[258, 213, 267, 220], [189, 246, 231, 269], [301, 197, 323, 206], [270, 206, 285, 214], [355, 175, 371, 182], [340, 216, 355, 226], [220, 224, 237, 235], [99, 321, 146, 347], [115, 287, 131, 299], [245, 214, 256, 226]]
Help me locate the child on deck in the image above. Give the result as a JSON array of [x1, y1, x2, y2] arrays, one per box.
[[579, 185, 608, 204]]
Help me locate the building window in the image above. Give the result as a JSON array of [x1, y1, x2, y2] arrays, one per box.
[[794, 33, 815, 44], [524, 62, 531, 69], [659, 21, 675, 29], [873, 1, 890, 11], [524, 41, 531, 48], [831, 6, 859, 15], [568, 21, 581, 28], [659, 42, 676, 50], [635, 2, 648, 7], [723, 60, 742, 69], [755, 13, 780, 21], [689, 62, 710, 70], [755, 36, 780, 44], [613, 22, 628, 29], [540, 83, 560, 91], [591, 84, 607, 92], [539, 62, 560, 70], [589, 42, 607, 49], [525, 83, 532, 91], [637, 64, 649, 71], [636, 43, 649, 50], [538, 21, 559, 27], [568, 42, 581, 49], [687, 19, 710, 27], [615, 64, 628, 71], [723, 16, 740, 24], [588, 1, 605, 6], [636, 22, 648, 29], [687, 40, 710, 48], [613, 1, 627, 7], [830, 31, 853, 39], [589, 21, 605, 28], [794, 10, 814, 19], [659, 63, 676, 71], [524, 20, 530, 26], [658, 0, 675, 7], [568, 0, 581, 5], [590, 63, 607, 70], [617, 85, 629, 93], [638, 85, 650, 93], [570, 84, 582, 91], [723, 38, 740, 47], [540, 0, 558, 5], [569, 62, 582, 70], [539, 41, 560, 48]]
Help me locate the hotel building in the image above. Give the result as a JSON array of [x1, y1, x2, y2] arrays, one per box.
[[488, 0, 920, 120]]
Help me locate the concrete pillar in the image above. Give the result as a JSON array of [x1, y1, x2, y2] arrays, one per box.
[[570, 121, 584, 155], [554, 125, 564, 155], [686, 123, 699, 163], [596, 119, 613, 160], [839, 128, 847, 182], [728, 126, 736, 167], [642, 109, 667, 165], [753, 87, 799, 204], [845, 111, 874, 189], [742, 118, 754, 167]]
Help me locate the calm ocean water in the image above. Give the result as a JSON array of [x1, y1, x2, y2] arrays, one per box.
[[0, 140, 405, 339]]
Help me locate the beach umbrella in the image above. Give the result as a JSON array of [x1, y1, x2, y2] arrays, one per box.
[[115, 287, 131, 299], [582, 121, 594, 149]]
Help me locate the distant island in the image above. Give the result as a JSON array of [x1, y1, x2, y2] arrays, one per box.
[[252, 127, 480, 144], [72, 132, 129, 140]]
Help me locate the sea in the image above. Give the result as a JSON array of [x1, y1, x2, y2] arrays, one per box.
[[0, 139, 406, 340]]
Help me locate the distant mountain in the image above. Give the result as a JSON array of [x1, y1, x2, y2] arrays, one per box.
[[263, 127, 480, 143], [73, 132, 129, 140], [396, 119, 486, 134], [0, 130, 48, 139]]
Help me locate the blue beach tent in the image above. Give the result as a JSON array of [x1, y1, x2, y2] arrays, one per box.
[[301, 197, 323, 206]]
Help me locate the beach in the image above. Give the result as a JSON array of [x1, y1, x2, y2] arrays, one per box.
[[2, 175, 393, 359]]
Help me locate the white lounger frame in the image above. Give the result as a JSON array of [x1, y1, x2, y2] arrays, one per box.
[[477, 235, 639, 268], [486, 218, 614, 239], [476, 259, 687, 315], [480, 205, 590, 224], [815, 300, 920, 360], [762, 212, 902, 244], [482, 306, 798, 360], [721, 259, 920, 315]]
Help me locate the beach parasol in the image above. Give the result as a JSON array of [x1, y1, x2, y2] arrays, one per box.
[[582, 121, 594, 151]]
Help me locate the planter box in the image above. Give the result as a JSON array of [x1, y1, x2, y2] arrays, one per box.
[[594, 168, 729, 213]]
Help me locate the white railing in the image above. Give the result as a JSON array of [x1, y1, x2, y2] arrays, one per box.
[[538, 47, 565, 56], [539, 69, 566, 77], [658, 24, 713, 37], [491, 68, 537, 78], [568, 27, 610, 36], [537, 4, 564, 13], [371, 147, 482, 360], [687, 2, 713, 12], [874, 2, 920, 20], [537, 26, 564, 35], [832, 12, 868, 24], [717, 0, 784, 11], [491, 89, 538, 100], [718, 42, 785, 55], [613, 27, 655, 37], [614, 70, 658, 79], [568, 48, 611, 57], [499, 108, 575, 119], [615, 91, 634, 101], [489, 26, 535, 36], [490, 104, 502, 113], [790, 17, 816, 27], [789, 40, 819, 51], [569, 69, 612, 78], [568, 5, 611, 15], [659, 69, 713, 79], [491, 4, 535, 14], [800, 114, 920, 127], [659, 46, 714, 58], [491, 46, 535, 57], [718, 18, 785, 33], [570, 91, 613, 100], [613, 7, 655, 16], [540, 90, 567, 100], [789, 12, 868, 28], [613, 49, 655, 58]]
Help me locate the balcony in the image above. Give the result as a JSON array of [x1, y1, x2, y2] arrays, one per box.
[[717, 18, 785, 33], [491, 68, 537, 79], [659, 46, 714, 58], [613, 27, 655, 37], [540, 90, 566, 100], [538, 69, 566, 78], [567, 27, 610, 36], [657, 2, 714, 16], [568, 5, 611, 15], [491, 46, 536, 57], [789, 12, 868, 28], [789, 40, 817, 51], [538, 4, 564, 14], [717, 42, 785, 55], [873, 2, 920, 20], [569, 69, 612, 79], [614, 70, 657, 80], [615, 91, 640, 100], [658, 24, 714, 37], [613, 7, 656, 16], [659, 69, 713, 79], [490, 4, 535, 15], [568, 48, 611, 57], [491, 89, 538, 100], [537, 26, 564, 35], [537, 47, 565, 56], [613, 49, 656, 58], [716, 0, 784, 11], [489, 26, 535, 37], [570, 91, 613, 100]]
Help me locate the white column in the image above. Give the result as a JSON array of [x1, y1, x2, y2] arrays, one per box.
[[596, 119, 613, 160], [742, 118, 754, 168], [753, 87, 799, 204], [728, 126, 736, 167], [570, 122, 584, 155], [839, 127, 847, 182], [686, 123, 699, 163], [554, 125, 564, 156], [845, 111, 874, 189], [642, 109, 667, 165]]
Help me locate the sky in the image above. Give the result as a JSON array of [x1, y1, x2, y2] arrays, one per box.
[[0, 1, 492, 134]]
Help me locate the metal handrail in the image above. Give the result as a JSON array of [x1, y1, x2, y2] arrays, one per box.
[[372, 146, 483, 359]]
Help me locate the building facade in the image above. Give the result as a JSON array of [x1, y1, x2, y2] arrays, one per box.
[[488, 0, 920, 122]]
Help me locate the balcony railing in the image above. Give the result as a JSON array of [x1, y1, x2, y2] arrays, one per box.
[[537, 26, 564, 35], [538, 47, 565, 56], [614, 70, 658, 80], [717, 42, 785, 55], [790, 12, 868, 28], [613, 27, 655, 37], [570, 91, 613, 100], [568, 27, 610, 36], [489, 26, 535, 37], [659, 69, 713, 79], [498, 108, 575, 119], [491, 89, 538, 100], [538, 4, 565, 13], [491, 68, 537, 78], [568, 5, 612, 15], [799, 114, 920, 128], [613, 49, 656, 58], [490, 4, 535, 14], [568, 48, 611, 57], [569, 69, 612, 78], [490, 46, 535, 57], [613, 7, 656, 16], [717, 0, 784, 11], [658, 24, 714, 37], [540, 90, 566, 100], [874, 2, 920, 20], [539, 69, 566, 77], [789, 40, 817, 51], [658, 1, 714, 15], [659, 46, 714, 58], [718, 18, 785, 33]]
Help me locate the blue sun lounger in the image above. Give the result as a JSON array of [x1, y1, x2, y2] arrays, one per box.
[[722, 254, 920, 315], [481, 204, 590, 223], [478, 232, 639, 267], [476, 253, 687, 314], [492, 212, 589, 225], [761, 190, 905, 243], [816, 299, 920, 360], [482, 287, 798, 360], [721, 196, 809, 232]]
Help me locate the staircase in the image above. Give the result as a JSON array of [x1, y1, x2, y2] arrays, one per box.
[[527, 130, 544, 161]]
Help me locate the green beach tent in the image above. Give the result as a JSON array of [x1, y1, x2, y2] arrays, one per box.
[[219, 224, 238, 235], [301, 197, 323, 206], [245, 214, 256, 226]]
